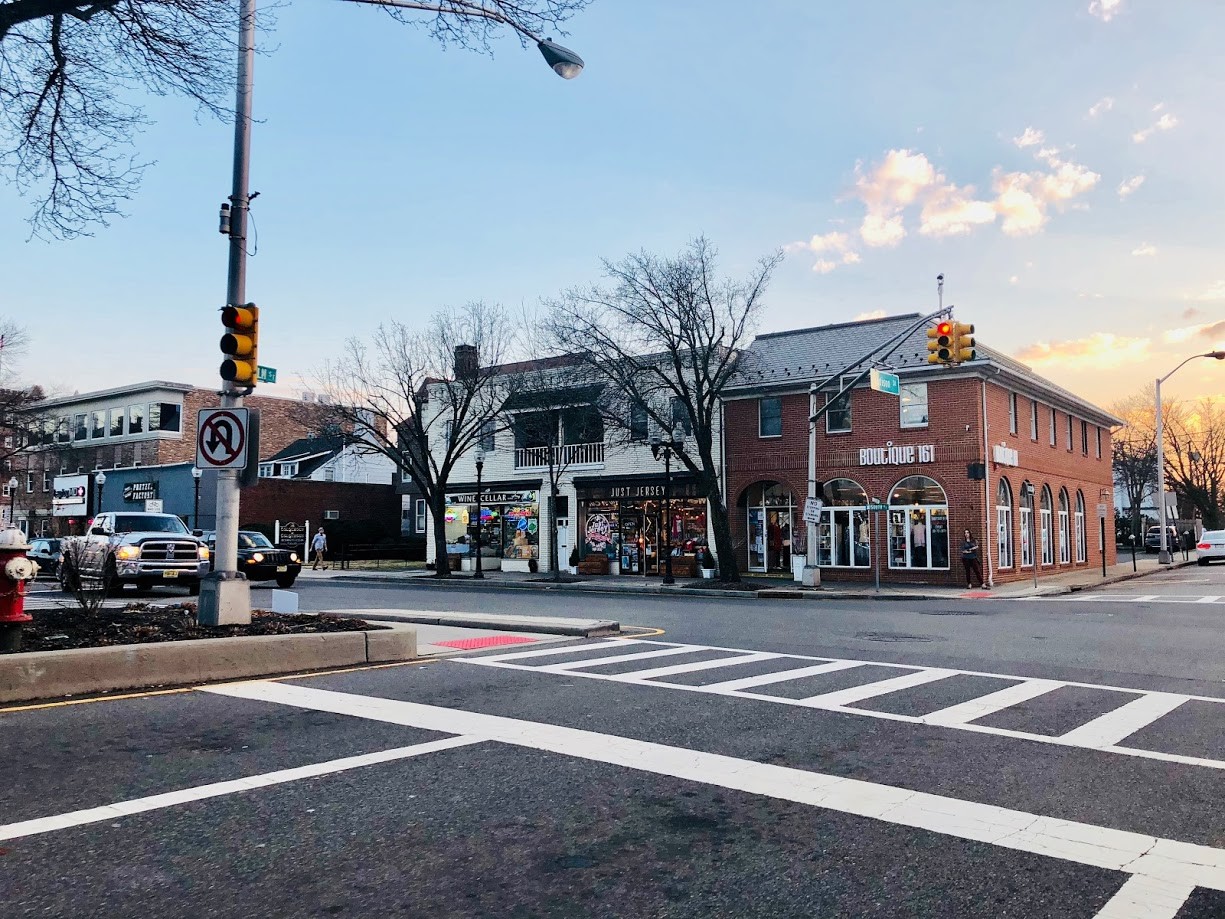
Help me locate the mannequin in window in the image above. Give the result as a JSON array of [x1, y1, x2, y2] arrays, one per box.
[[768, 517, 783, 571], [911, 514, 927, 568]]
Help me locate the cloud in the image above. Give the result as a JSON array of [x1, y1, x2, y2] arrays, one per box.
[[1117, 175, 1145, 199], [1088, 0, 1122, 22], [919, 185, 997, 237], [1182, 307, 1202, 320], [1133, 113, 1179, 143], [1131, 243, 1157, 256], [1088, 96, 1114, 117], [860, 213, 906, 247], [1009, 275, 1020, 285], [785, 230, 863, 272], [991, 155, 1100, 236], [1013, 127, 1045, 148], [1164, 321, 1225, 345], [1015, 332, 1149, 370], [854, 310, 888, 321], [1190, 281, 1225, 301]]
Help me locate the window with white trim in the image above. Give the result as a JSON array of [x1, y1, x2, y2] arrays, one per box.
[[1008, 392, 1018, 435], [1075, 491, 1087, 563], [415, 498, 426, 533], [1040, 485, 1054, 565], [1030, 400, 1038, 440], [996, 477, 1014, 569], [816, 479, 870, 569], [759, 397, 782, 438], [1066, 415, 1073, 452], [826, 382, 852, 434], [899, 383, 928, 428], [1049, 408, 1056, 446], [1058, 488, 1070, 565], [1096, 427, 1102, 459], [887, 475, 950, 570]]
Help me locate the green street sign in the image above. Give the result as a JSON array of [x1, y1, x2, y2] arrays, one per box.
[[256, 366, 277, 384], [870, 369, 900, 396], [866, 502, 889, 512]]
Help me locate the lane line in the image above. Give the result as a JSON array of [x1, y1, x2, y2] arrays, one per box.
[[535, 646, 708, 672], [701, 660, 863, 692], [1059, 693, 1189, 749], [1092, 874, 1196, 919], [922, 679, 1065, 726], [201, 680, 1225, 900], [0, 735, 481, 842], [796, 668, 956, 708], [612, 652, 783, 682]]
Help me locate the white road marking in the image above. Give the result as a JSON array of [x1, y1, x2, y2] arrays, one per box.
[[923, 679, 1065, 726], [536, 645, 707, 672], [614, 652, 782, 682], [1195, 596, 1222, 603], [1059, 693, 1189, 749], [700, 660, 865, 692], [471, 639, 647, 662], [460, 640, 1225, 771], [1092, 874, 1196, 919], [796, 668, 957, 707], [0, 735, 482, 842], [202, 680, 1225, 907], [1035, 594, 1225, 604]]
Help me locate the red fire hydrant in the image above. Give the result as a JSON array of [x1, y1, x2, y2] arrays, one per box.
[[0, 528, 37, 653]]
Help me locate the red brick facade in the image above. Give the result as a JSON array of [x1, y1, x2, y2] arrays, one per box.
[[724, 374, 1116, 586]]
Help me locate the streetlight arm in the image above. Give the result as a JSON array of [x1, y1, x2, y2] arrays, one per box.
[[1160, 351, 1225, 384]]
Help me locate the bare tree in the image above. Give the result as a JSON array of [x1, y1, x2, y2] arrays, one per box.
[[1, 0, 591, 238], [546, 237, 783, 582], [1110, 390, 1157, 542], [316, 301, 518, 577]]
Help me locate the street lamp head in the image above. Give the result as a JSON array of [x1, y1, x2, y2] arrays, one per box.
[[648, 433, 662, 449], [537, 39, 584, 79], [1208, 350, 1225, 360], [474, 447, 486, 467], [672, 427, 686, 451], [94, 472, 106, 487], [7, 476, 16, 489], [192, 466, 203, 480]]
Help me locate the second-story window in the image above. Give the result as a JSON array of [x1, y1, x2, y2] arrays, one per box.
[[900, 383, 928, 428], [1081, 420, 1089, 455], [128, 404, 144, 434], [73, 413, 87, 441], [670, 397, 693, 436], [1096, 426, 1103, 459], [1030, 400, 1038, 440], [1008, 392, 1018, 434], [258, 463, 273, 477], [91, 411, 105, 439], [759, 397, 782, 437], [629, 402, 648, 442], [1066, 414, 1073, 451], [1049, 408, 1056, 446], [826, 386, 851, 433], [109, 409, 124, 437], [479, 419, 495, 451]]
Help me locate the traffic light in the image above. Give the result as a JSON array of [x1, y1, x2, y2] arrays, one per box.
[[952, 322, 976, 362], [926, 321, 954, 364], [220, 303, 259, 385]]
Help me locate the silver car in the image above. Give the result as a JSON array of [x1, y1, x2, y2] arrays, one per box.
[[1197, 530, 1225, 566]]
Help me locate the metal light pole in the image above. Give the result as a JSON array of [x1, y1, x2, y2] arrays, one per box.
[[1155, 350, 1225, 564], [650, 429, 685, 585], [192, 466, 203, 531], [473, 447, 485, 580], [94, 471, 106, 517]]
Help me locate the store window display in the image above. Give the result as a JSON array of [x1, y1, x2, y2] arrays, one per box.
[[887, 475, 949, 570], [745, 482, 795, 573], [816, 478, 870, 568]]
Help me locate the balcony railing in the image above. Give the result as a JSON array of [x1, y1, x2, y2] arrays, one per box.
[[515, 442, 605, 469]]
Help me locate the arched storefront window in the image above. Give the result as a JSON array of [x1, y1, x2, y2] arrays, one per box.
[[744, 482, 796, 573], [1058, 488, 1071, 565], [816, 478, 869, 568], [1040, 485, 1054, 566], [888, 475, 949, 570], [996, 477, 1014, 569], [1019, 480, 1034, 569], [1075, 490, 1087, 563]]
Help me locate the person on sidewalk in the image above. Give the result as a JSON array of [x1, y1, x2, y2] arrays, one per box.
[[311, 527, 329, 570], [961, 529, 985, 589]]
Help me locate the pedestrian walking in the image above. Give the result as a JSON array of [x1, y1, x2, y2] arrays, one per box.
[[311, 527, 328, 570], [961, 529, 985, 589]]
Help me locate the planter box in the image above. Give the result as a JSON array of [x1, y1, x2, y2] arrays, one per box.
[[699, 568, 716, 580], [670, 557, 698, 579], [578, 554, 610, 575]]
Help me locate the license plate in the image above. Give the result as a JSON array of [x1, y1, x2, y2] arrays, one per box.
[[276, 565, 288, 572], [162, 570, 180, 579]]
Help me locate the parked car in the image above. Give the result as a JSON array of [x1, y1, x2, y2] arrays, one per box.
[[202, 530, 302, 587], [26, 538, 61, 576], [1197, 530, 1225, 566], [1143, 525, 1180, 554]]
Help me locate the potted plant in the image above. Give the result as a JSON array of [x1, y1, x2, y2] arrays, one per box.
[[568, 548, 580, 575], [700, 547, 717, 580]]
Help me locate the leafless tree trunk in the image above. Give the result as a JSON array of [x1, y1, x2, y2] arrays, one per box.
[[1, 0, 590, 238], [546, 236, 782, 583]]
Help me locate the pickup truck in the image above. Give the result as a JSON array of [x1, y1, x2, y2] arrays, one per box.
[[59, 512, 210, 596]]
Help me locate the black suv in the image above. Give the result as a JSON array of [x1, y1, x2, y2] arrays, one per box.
[[1144, 525, 1180, 554], [203, 530, 302, 587]]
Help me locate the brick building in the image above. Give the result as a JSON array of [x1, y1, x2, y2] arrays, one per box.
[[8, 381, 390, 536], [723, 315, 1121, 587]]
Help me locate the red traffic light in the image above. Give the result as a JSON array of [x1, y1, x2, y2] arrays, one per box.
[[936, 321, 953, 336]]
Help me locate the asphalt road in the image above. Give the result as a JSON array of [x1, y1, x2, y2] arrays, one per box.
[[4, 563, 1223, 917]]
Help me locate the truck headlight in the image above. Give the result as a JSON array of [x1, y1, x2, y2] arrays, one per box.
[[115, 546, 140, 561], [251, 552, 264, 563], [198, 546, 210, 561]]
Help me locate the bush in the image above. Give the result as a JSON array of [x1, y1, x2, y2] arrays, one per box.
[[568, 548, 579, 567], [701, 547, 717, 569]]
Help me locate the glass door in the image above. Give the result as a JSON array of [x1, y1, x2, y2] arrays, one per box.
[[619, 511, 643, 574]]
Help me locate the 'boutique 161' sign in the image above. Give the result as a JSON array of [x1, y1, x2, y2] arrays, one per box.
[[859, 442, 935, 466]]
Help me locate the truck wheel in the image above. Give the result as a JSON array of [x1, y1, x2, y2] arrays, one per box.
[[188, 581, 201, 597], [136, 579, 153, 593], [275, 574, 297, 588]]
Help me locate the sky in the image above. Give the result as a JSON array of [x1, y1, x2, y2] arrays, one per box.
[[2, 0, 1223, 411]]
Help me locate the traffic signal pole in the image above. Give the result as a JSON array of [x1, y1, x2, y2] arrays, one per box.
[[198, 0, 256, 626]]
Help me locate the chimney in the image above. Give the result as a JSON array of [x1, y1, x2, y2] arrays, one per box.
[[454, 344, 479, 381]]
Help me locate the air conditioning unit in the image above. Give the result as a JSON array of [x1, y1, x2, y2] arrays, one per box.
[[300, 392, 316, 402], [323, 510, 340, 520]]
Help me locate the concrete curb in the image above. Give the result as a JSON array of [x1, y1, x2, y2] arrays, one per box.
[[322, 609, 619, 638], [0, 623, 417, 705]]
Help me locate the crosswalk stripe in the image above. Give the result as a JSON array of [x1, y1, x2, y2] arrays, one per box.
[[1195, 596, 1222, 603], [1059, 693, 1189, 748], [536, 645, 705, 672], [923, 679, 1065, 726], [1091, 874, 1195, 919], [468, 638, 635, 663], [612, 652, 782, 682], [798, 668, 957, 708], [703, 660, 865, 692]]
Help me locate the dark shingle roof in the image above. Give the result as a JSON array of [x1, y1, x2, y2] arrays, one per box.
[[263, 433, 348, 477]]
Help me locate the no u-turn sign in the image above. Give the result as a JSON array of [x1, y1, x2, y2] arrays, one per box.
[[196, 408, 250, 469]]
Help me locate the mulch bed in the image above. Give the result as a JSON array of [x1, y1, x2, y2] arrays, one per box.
[[4, 604, 379, 655], [679, 579, 769, 592]]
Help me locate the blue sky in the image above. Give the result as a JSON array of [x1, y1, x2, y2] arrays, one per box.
[[3, 0, 1223, 407]]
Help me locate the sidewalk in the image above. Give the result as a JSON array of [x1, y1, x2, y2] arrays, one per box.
[[297, 552, 1197, 601]]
